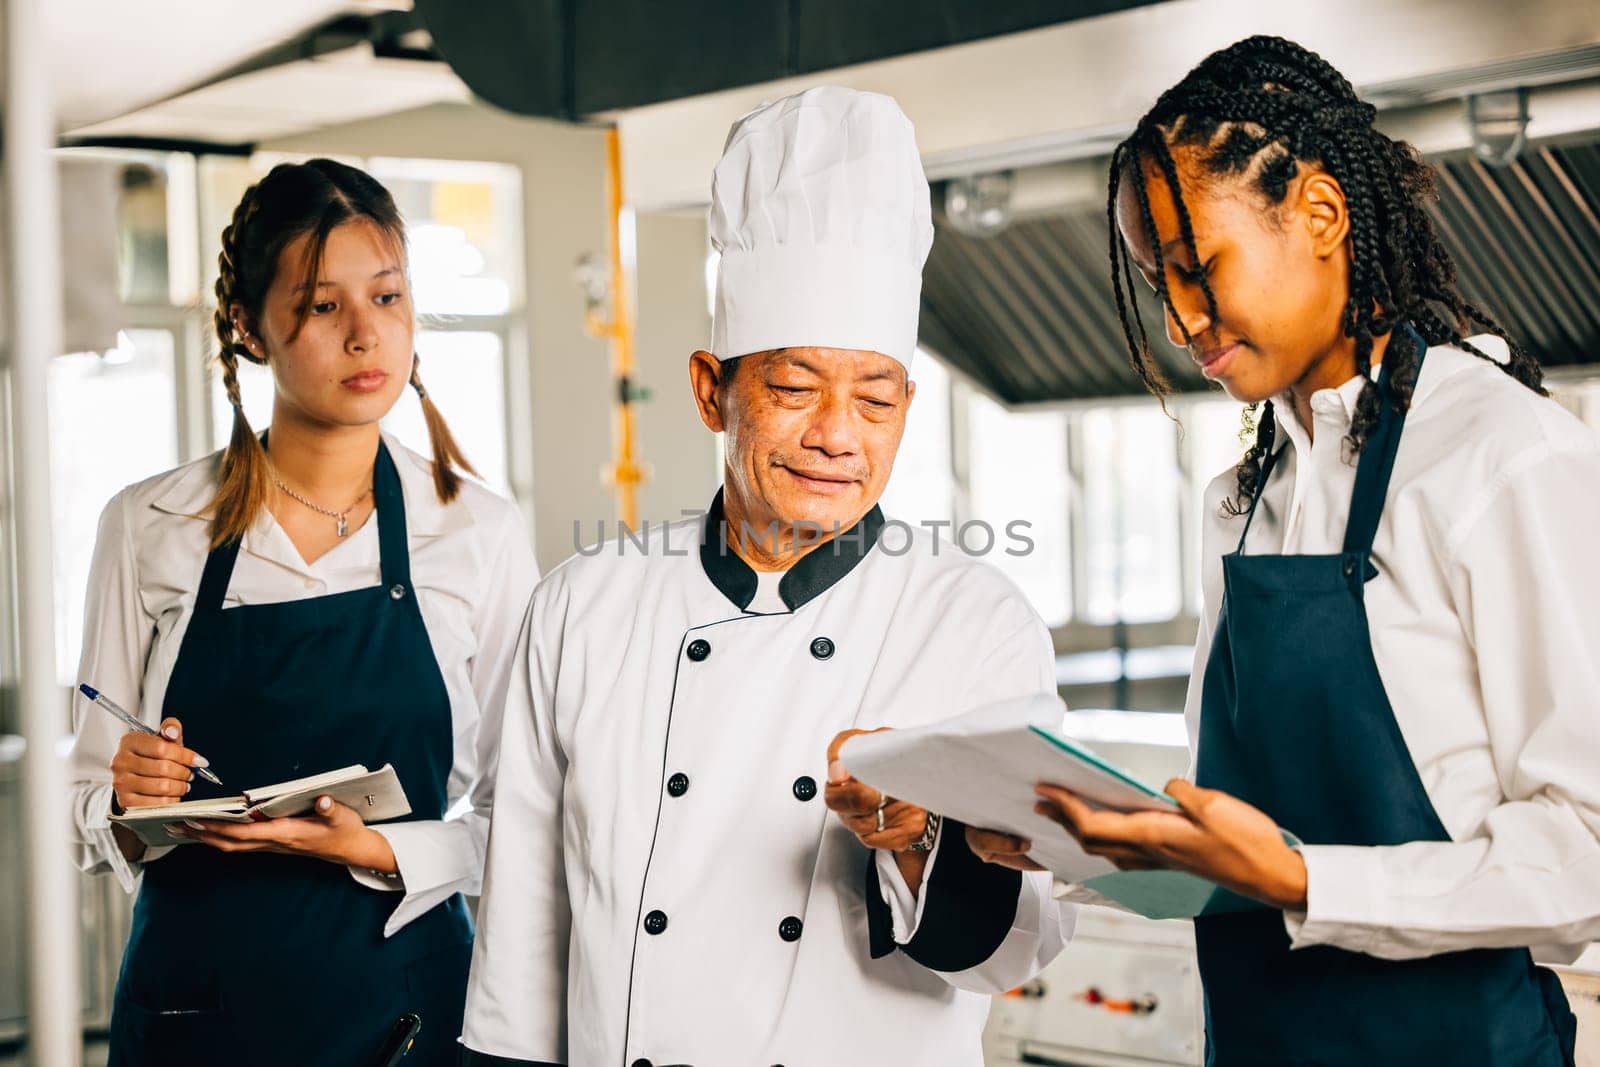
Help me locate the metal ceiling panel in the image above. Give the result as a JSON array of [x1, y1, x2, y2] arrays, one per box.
[[920, 198, 1208, 405], [1430, 142, 1600, 369]]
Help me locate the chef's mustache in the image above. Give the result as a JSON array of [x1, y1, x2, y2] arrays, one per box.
[[768, 453, 870, 482]]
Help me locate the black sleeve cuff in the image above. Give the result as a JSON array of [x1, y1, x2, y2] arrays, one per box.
[[863, 819, 1022, 971], [459, 1048, 563, 1067]]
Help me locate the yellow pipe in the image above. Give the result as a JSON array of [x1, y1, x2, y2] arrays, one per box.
[[594, 125, 646, 529]]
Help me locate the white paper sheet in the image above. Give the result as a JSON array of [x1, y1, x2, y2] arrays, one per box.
[[840, 693, 1178, 883]]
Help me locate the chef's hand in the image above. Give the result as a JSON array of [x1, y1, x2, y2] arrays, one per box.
[[169, 796, 398, 873], [825, 728, 933, 892], [1033, 779, 1308, 910], [965, 826, 1048, 872]]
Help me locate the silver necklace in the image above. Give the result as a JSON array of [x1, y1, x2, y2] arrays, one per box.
[[272, 476, 372, 538]]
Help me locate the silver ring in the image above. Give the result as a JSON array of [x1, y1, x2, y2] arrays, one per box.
[[874, 797, 887, 833]]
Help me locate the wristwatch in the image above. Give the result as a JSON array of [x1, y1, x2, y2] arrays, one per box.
[[907, 811, 941, 853]]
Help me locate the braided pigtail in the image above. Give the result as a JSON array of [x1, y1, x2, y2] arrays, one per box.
[[206, 184, 273, 548], [408, 353, 478, 502]]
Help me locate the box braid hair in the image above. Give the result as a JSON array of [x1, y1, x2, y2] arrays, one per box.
[[1105, 35, 1544, 512]]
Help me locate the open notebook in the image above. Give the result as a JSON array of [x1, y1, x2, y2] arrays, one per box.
[[110, 764, 411, 848], [841, 695, 1299, 920]]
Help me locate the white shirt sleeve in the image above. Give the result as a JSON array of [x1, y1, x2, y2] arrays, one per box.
[[462, 577, 572, 1062], [353, 505, 540, 938], [1180, 602, 1213, 784], [66, 490, 175, 892], [874, 826, 940, 941], [1284, 444, 1600, 959]]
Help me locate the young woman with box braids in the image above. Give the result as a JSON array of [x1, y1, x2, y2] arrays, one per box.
[[975, 36, 1594, 1064]]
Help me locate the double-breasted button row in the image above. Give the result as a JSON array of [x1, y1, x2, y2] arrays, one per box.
[[662, 777, 812, 799], [666, 771, 811, 801], [686, 636, 835, 662], [639, 908, 801, 943]]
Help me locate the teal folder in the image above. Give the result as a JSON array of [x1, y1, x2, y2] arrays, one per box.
[[1030, 723, 1298, 920]]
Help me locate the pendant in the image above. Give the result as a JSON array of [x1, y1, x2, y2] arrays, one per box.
[[337, 514, 348, 538]]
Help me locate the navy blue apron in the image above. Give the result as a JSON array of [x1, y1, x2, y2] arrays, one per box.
[[109, 440, 472, 1066], [1192, 340, 1578, 1065]]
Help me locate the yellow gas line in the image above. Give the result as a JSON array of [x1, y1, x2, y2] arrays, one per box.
[[589, 125, 646, 529]]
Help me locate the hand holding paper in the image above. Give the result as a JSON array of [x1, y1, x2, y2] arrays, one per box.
[[1034, 778, 1309, 911], [840, 694, 1303, 919], [825, 727, 933, 854], [825, 726, 937, 894]]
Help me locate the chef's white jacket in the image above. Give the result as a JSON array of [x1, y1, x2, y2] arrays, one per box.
[[463, 497, 1074, 1066], [66, 434, 538, 936], [1180, 337, 1600, 962]]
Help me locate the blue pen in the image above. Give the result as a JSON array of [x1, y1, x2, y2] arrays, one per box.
[[79, 683, 224, 787]]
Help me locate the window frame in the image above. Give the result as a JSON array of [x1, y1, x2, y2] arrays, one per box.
[[915, 343, 1256, 678]]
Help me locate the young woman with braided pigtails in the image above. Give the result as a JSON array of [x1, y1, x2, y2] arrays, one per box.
[[973, 36, 1597, 1063], [65, 158, 538, 1065]]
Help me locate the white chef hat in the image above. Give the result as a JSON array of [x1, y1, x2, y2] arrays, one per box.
[[709, 86, 933, 369]]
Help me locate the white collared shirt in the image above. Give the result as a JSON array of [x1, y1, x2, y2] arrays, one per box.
[[66, 433, 538, 937], [1185, 336, 1600, 961]]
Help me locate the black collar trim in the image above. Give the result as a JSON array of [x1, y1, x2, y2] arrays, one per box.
[[698, 489, 885, 613]]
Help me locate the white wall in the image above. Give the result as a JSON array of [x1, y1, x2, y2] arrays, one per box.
[[632, 211, 720, 527]]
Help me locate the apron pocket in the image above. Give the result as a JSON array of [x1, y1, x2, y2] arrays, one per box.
[[109, 989, 237, 1067]]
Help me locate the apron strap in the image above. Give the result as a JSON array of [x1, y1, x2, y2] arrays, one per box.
[[193, 439, 411, 615], [1234, 402, 1282, 555], [192, 431, 271, 618], [372, 439, 412, 590], [193, 538, 242, 618], [1342, 326, 1426, 558]]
